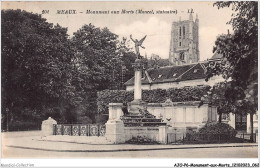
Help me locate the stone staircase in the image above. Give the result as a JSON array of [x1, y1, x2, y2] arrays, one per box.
[[120, 108, 166, 127]]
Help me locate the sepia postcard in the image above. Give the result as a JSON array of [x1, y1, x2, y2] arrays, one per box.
[[1, 0, 259, 167]]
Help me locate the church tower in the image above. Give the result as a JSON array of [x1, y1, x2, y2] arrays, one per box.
[[169, 14, 199, 65]]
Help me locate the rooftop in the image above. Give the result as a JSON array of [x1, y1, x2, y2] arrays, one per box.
[[125, 62, 208, 86]]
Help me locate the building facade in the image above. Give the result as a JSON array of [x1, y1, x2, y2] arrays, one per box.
[[124, 14, 258, 134], [125, 62, 224, 91]]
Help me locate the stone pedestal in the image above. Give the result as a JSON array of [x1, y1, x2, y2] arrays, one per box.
[[108, 103, 123, 120], [105, 120, 125, 144], [158, 126, 168, 144], [41, 117, 57, 136], [129, 99, 147, 114]]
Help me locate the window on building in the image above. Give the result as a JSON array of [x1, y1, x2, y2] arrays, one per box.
[[179, 42, 181, 47], [179, 52, 184, 60], [183, 26, 185, 37], [179, 26, 181, 37]]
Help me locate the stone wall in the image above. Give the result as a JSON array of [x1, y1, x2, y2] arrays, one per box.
[[124, 127, 159, 142], [146, 101, 217, 129], [105, 101, 218, 144], [108, 101, 217, 129]]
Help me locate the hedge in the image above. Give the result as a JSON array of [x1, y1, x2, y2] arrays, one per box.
[[97, 85, 210, 114], [6, 121, 41, 132], [185, 123, 237, 143]]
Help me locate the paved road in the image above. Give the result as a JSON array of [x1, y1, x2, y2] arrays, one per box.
[[1, 131, 258, 158], [2, 145, 257, 158]]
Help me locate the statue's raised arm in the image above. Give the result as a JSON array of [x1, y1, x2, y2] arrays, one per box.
[[130, 34, 147, 59], [130, 34, 135, 43]]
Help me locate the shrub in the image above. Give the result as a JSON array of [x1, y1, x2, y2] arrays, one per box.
[[125, 136, 160, 144], [198, 123, 237, 138], [185, 123, 237, 143]]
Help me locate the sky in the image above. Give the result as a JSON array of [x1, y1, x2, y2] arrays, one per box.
[[2, 1, 233, 61]]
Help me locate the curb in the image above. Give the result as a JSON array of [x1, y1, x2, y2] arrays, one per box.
[[36, 139, 114, 145], [7, 144, 258, 153]]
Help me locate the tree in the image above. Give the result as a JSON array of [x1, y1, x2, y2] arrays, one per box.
[[1, 9, 79, 129], [207, 2, 258, 141], [146, 54, 170, 69], [212, 83, 232, 123], [71, 24, 123, 90], [71, 24, 134, 121]]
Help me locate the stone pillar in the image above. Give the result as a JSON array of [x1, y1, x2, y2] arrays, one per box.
[[159, 126, 168, 144], [133, 59, 143, 101], [134, 70, 142, 100], [229, 113, 236, 129], [247, 113, 250, 134], [200, 105, 208, 123], [129, 59, 147, 113], [41, 117, 57, 136], [106, 103, 125, 144], [247, 113, 258, 134], [108, 103, 123, 120], [105, 120, 125, 144]]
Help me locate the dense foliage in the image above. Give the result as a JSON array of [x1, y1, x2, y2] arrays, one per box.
[[199, 82, 236, 123], [206, 1, 258, 141], [1, 10, 135, 130], [198, 123, 237, 137], [146, 54, 170, 69], [97, 85, 211, 114], [2, 9, 77, 129]]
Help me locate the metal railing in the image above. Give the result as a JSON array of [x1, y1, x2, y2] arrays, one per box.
[[53, 124, 106, 136]]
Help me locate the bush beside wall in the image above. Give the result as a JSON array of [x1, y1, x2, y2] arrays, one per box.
[[185, 123, 238, 143], [97, 85, 211, 114]]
